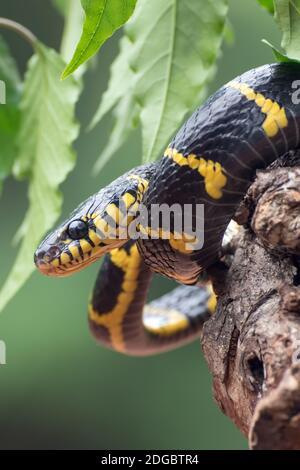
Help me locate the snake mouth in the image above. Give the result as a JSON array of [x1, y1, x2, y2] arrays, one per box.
[[36, 256, 96, 277], [36, 252, 101, 277], [35, 240, 126, 277]]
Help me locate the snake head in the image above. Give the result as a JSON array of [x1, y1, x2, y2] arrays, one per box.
[[34, 169, 150, 277]]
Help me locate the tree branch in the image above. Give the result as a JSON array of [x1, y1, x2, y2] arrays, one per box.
[[201, 150, 300, 450]]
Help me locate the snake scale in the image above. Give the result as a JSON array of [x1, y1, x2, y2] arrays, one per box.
[[34, 63, 300, 355]]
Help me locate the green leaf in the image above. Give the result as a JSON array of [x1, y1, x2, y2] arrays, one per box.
[[0, 35, 22, 192], [274, 0, 300, 60], [262, 37, 300, 62], [0, 43, 81, 312], [91, 0, 228, 169], [262, 0, 300, 62], [257, 0, 275, 14], [61, 0, 138, 79], [59, 0, 85, 72], [53, 0, 86, 77], [89, 35, 136, 129], [89, 34, 141, 173], [93, 95, 139, 174]]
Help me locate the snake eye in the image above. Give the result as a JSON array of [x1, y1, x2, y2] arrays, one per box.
[[67, 219, 88, 240]]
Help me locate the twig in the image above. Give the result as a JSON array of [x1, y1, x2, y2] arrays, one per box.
[[0, 18, 37, 49]]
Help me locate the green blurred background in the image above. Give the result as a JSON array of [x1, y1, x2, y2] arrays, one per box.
[[0, 0, 279, 450]]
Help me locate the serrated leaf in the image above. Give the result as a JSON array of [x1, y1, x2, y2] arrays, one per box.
[[262, 0, 300, 62], [257, 0, 275, 14], [93, 95, 139, 174], [0, 43, 81, 312], [0, 35, 22, 192], [89, 35, 136, 129], [61, 0, 137, 79], [262, 38, 300, 62], [133, 0, 228, 163], [274, 0, 300, 60], [59, 0, 85, 72], [91, 0, 228, 169]]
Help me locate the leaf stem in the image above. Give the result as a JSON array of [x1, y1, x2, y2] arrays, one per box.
[[0, 18, 37, 49]]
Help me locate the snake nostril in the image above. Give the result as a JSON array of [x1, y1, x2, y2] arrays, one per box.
[[34, 249, 46, 264], [48, 246, 61, 259], [34, 246, 61, 265]]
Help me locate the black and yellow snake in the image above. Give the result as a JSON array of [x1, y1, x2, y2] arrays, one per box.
[[34, 63, 300, 355]]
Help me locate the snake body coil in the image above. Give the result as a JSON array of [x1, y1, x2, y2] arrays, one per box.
[[35, 63, 300, 355]]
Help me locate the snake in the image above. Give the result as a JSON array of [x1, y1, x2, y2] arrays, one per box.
[[34, 63, 300, 356]]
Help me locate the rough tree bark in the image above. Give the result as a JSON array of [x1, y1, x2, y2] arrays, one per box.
[[201, 150, 300, 450]]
